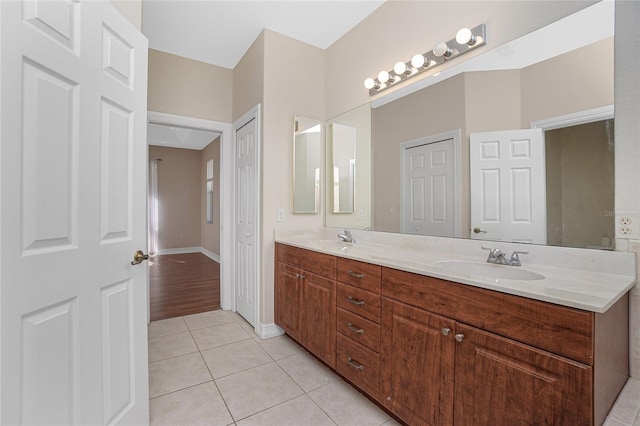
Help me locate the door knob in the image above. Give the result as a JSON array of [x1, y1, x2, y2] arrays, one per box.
[[473, 227, 487, 234], [131, 250, 149, 265]]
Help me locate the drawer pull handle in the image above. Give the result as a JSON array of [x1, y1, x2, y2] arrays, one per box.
[[347, 357, 364, 370], [347, 322, 365, 334], [295, 273, 306, 280], [348, 271, 365, 279], [347, 296, 365, 306]]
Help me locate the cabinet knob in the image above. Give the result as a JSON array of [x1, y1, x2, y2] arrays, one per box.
[[455, 333, 465, 343], [442, 327, 451, 336]]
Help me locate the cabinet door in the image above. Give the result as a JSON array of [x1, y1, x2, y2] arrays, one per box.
[[302, 271, 336, 367], [381, 298, 456, 426], [454, 323, 592, 426], [275, 262, 303, 342]]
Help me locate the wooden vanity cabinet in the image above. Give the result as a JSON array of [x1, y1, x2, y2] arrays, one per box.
[[275, 244, 337, 368], [275, 243, 629, 426]]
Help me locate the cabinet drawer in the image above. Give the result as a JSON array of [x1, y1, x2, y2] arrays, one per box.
[[337, 282, 381, 323], [336, 333, 380, 400], [337, 307, 380, 353], [337, 258, 381, 292], [276, 243, 336, 279]]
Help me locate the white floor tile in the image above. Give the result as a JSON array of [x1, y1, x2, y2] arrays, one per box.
[[148, 317, 188, 339], [150, 382, 233, 426], [184, 310, 235, 331], [309, 381, 390, 426], [148, 331, 198, 363], [201, 339, 272, 379], [215, 362, 304, 421], [149, 353, 212, 398], [277, 351, 338, 392], [191, 322, 252, 351], [258, 334, 306, 360], [236, 394, 336, 426]]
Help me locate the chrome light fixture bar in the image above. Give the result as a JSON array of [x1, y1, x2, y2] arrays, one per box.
[[364, 24, 486, 95]]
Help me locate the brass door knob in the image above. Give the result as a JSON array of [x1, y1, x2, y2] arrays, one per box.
[[473, 227, 487, 234], [131, 250, 149, 265]]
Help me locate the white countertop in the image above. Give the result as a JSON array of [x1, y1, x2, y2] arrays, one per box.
[[275, 228, 637, 313]]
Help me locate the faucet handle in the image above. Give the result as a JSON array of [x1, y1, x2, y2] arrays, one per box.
[[509, 251, 529, 266]]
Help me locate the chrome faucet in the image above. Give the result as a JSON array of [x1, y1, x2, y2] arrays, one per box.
[[482, 247, 528, 266], [338, 229, 355, 243]]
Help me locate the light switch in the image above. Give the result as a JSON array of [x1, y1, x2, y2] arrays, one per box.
[[277, 209, 285, 222]]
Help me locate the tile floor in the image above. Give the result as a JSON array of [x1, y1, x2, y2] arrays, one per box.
[[148, 309, 401, 426], [604, 377, 640, 426]]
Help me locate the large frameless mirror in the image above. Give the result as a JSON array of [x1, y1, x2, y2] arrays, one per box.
[[293, 116, 321, 213]]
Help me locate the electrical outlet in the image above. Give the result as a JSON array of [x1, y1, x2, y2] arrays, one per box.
[[619, 226, 632, 235], [276, 209, 285, 222], [620, 217, 632, 225]]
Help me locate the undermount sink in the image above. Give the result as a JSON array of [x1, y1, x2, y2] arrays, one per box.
[[435, 260, 545, 281]]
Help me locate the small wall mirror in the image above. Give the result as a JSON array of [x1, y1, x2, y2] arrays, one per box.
[[293, 116, 321, 213], [329, 123, 356, 213]]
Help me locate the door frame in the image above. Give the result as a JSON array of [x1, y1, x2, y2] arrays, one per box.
[[232, 104, 261, 334], [146, 111, 234, 312], [530, 105, 614, 130], [399, 129, 462, 237]]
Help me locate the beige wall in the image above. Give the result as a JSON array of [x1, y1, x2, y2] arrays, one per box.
[[260, 30, 325, 325], [325, 1, 596, 119], [521, 37, 614, 125], [148, 49, 233, 122], [110, 0, 141, 30], [149, 146, 202, 249], [201, 138, 221, 255], [233, 33, 265, 121]]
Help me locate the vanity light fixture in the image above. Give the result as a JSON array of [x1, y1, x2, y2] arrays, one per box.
[[363, 24, 486, 95]]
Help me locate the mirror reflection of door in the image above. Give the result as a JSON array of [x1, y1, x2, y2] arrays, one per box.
[[470, 128, 546, 244], [400, 130, 461, 237]]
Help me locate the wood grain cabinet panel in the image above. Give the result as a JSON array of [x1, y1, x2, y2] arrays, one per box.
[[302, 271, 336, 367], [337, 258, 381, 292], [336, 282, 381, 323], [453, 323, 592, 426], [275, 262, 302, 342], [380, 297, 456, 426], [336, 333, 381, 400], [337, 307, 380, 352]]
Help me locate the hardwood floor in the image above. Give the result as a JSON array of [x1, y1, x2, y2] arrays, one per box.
[[149, 253, 220, 321]]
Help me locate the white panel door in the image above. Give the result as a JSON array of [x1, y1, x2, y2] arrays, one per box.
[[235, 118, 258, 327], [470, 129, 546, 244], [403, 139, 456, 237], [0, 1, 149, 424]]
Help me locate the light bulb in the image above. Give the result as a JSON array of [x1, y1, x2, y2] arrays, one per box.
[[364, 78, 376, 89], [433, 41, 452, 57], [394, 61, 408, 75], [456, 27, 476, 45], [378, 70, 390, 83], [411, 54, 425, 69]]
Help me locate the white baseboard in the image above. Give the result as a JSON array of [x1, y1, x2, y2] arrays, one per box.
[[156, 246, 221, 264], [200, 247, 221, 263], [257, 323, 284, 340]]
